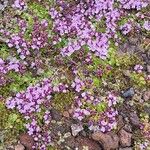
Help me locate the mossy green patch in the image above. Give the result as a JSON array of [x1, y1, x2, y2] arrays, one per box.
[[130, 72, 147, 88], [96, 102, 107, 112], [0, 101, 25, 148], [28, 2, 49, 19], [0, 44, 10, 59], [0, 68, 54, 98], [53, 92, 74, 112]]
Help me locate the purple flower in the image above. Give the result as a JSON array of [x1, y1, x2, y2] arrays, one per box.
[[71, 77, 85, 92], [12, 0, 27, 10], [143, 21, 150, 31], [134, 64, 143, 73], [120, 23, 132, 35]]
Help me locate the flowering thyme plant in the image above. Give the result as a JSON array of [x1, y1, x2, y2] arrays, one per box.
[[0, 0, 149, 149]]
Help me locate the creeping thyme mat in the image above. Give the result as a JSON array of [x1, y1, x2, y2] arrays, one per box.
[[0, 0, 150, 150]]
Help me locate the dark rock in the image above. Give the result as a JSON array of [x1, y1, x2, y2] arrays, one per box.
[[122, 88, 135, 98], [92, 132, 119, 150], [119, 129, 132, 147], [50, 122, 71, 138], [50, 108, 62, 121], [129, 112, 140, 127], [80, 130, 87, 137], [19, 133, 34, 150], [57, 124, 70, 133], [144, 106, 150, 115]]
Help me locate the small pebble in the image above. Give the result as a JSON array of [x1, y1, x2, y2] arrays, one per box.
[[63, 111, 70, 118], [71, 124, 83, 136], [64, 132, 71, 138], [122, 88, 135, 98]]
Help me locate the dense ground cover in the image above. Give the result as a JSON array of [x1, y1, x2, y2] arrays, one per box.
[[0, 0, 150, 150]]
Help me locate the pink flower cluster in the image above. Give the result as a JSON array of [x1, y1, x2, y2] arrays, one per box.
[[73, 91, 118, 132], [6, 78, 69, 149], [71, 77, 85, 92], [143, 21, 150, 31], [139, 141, 149, 150], [6, 79, 52, 149], [7, 34, 30, 60], [73, 91, 99, 120], [49, 0, 148, 58], [134, 64, 143, 73], [73, 108, 91, 121], [120, 23, 132, 35], [6, 19, 49, 60], [0, 57, 26, 74], [25, 119, 51, 150], [119, 0, 148, 10], [89, 107, 118, 132], [12, 0, 27, 10], [6, 78, 52, 111], [49, 1, 110, 59], [31, 19, 49, 50], [107, 93, 118, 107], [53, 83, 68, 93]]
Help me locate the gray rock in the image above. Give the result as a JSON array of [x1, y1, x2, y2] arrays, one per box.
[[50, 108, 62, 121], [129, 112, 140, 127], [0, 0, 8, 11], [64, 136, 76, 149], [0, 4, 4, 11], [129, 37, 139, 45], [147, 65, 150, 73], [122, 88, 135, 98], [123, 124, 132, 133], [71, 124, 83, 136]]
